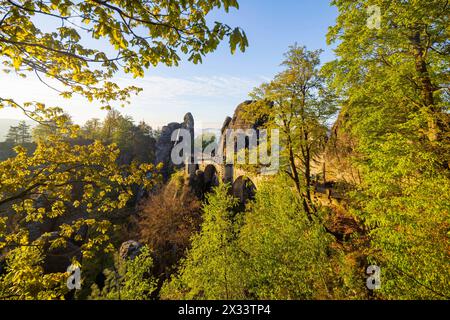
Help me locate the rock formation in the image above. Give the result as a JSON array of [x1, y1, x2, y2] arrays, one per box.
[[155, 122, 182, 180], [119, 240, 143, 260], [155, 112, 195, 181], [221, 100, 264, 131], [322, 106, 361, 185], [217, 100, 269, 157]]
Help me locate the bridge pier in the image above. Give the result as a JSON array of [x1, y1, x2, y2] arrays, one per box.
[[185, 155, 197, 178], [223, 164, 234, 184]]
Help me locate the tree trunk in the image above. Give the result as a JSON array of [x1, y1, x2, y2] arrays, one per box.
[[287, 133, 312, 221], [411, 30, 440, 142]]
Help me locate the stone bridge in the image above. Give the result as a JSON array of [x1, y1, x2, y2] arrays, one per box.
[[169, 109, 268, 204], [185, 155, 260, 205]]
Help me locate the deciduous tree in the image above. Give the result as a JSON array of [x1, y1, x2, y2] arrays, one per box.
[[248, 45, 337, 220], [0, 111, 159, 299], [324, 0, 450, 299], [0, 0, 248, 115]]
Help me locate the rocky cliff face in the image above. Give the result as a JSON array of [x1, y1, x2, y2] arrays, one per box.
[[323, 107, 361, 185], [218, 100, 269, 156], [220, 100, 267, 132], [155, 113, 194, 181]]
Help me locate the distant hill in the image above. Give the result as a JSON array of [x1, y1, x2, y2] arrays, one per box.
[[0, 119, 35, 142]]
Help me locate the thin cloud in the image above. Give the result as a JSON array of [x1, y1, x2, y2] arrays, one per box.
[[0, 73, 264, 128]]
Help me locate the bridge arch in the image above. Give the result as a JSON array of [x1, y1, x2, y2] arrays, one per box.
[[204, 164, 220, 193], [232, 176, 256, 205]]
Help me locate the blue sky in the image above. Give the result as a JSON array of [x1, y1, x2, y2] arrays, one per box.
[[0, 0, 338, 130]]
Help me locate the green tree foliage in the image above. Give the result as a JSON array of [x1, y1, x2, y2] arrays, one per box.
[[81, 118, 102, 141], [326, 0, 449, 143], [239, 177, 337, 300], [81, 109, 158, 164], [325, 0, 450, 299], [161, 177, 365, 300], [1, 0, 447, 302], [0, 245, 68, 300], [0, 0, 245, 301], [32, 113, 74, 142], [0, 110, 159, 299], [238, 176, 331, 299], [248, 45, 337, 220], [30, 110, 157, 165], [89, 246, 157, 300], [0, 0, 248, 113], [238, 175, 362, 300], [161, 184, 245, 300]]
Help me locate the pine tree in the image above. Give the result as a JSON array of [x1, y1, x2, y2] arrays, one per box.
[[16, 121, 32, 144], [5, 125, 19, 144]]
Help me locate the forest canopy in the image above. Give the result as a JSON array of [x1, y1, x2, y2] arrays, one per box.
[[0, 0, 448, 301]]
